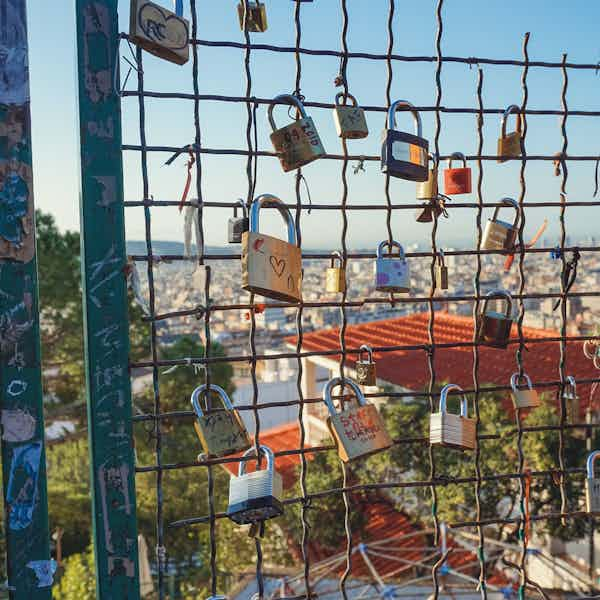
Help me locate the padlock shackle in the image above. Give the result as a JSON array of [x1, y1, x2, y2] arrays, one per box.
[[335, 92, 358, 107], [238, 444, 275, 477], [439, 384, 469, 418], [377, 240, 405, 260], [510, 372, 533, 393], [565, 375, 577, 397], [250, 194, 297, 246], [268, 94, 308, 132], [437, 249, 445, 267], [501, 104, 522, 137], [322, 376, 366, 416], [481, 289, 513, 319], [587, 450, 600, 479], [388, 100, 422, 137], [447, 152, 467, 169], [191, 384, 234, 417], [330, 251, 344, 268], [234, 198, 248, 218], [427, 152, 439, 169], [358, 344, 374, 363], [491, 197, 520, 227]]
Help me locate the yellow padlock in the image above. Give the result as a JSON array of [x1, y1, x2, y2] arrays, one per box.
[[497, 104, 523, 163], [332, 92, 369, 140]]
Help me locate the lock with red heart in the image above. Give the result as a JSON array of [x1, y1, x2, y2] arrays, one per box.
[[443, 152, 471, 195]]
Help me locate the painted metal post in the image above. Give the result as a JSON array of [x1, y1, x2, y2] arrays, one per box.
[[75, 1, 141, 597], [0, 0, 53, 597]]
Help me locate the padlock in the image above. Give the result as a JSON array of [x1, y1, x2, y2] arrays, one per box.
[[241, 194, 302, 303], [443, 152, 471, 195], [332, 92, 369, 140], [228, 199, 249, 244], [323, 377, 392, 462], [129, 0, 190, 65], [564, 375, 580, 426], [510, 372, 540, 410], [356, 345, 377, 386], [497, 104, 523, 163], [475, 289, 514, 349], [326, 251, 346, 294], [415, 197, 447, 224], [381, 100, 429, 181], [430, 384, 476, 450], [586, 451, 600, 514], [237, 0, 268, 32], [416, 154, 439, 200], [191, 384, 251, 459], [375, 240, 410, 293], [482, 197, 520, 251], [268, 94, 325, 172], [435, 250, 449, 290], [227, 445, 284, 525]]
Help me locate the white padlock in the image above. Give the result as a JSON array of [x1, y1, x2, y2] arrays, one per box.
[[375, 240, 410, 293]]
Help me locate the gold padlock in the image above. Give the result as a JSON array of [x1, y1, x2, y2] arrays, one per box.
[[497, 104, 523, 163], [323, 377, 392, 462], [416, 153, 439, 200], [237, 0, 268, 32], [510, 372, 540, 410], [435, 250, 448, 290], [482, 197, 520, 251], [326, 251, 346, 293], [475, 289, 514, 348], [191, 384, 251, 459], [269, 94, 326, 172], [356, 345, 376, 386], [332, 92, 369, 140]]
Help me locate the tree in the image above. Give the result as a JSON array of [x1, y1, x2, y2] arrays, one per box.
[[52, 546, 96, 600]]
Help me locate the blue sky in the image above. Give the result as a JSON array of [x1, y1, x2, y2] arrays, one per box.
[[26, 1, 600, 249]]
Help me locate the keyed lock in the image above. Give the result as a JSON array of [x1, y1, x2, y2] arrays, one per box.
[[475, 289, 514, 349], [430, 384, 476, 450], [333, 92, 369, 140], [381, 100, 429, 181], [375, 240, 410, 293], [564, 375, 580, 426], [510, 372, 540, 410], [497, 104, 523, 163], [482, 197, 520, 251], [323, 376, 392, 462], [586, 451, 600, 514], [356, 344, 377, 386], [416, 153, 439, 200], [435, 250, 449, 290], [443, 152, 471, 195], [228, 199, 249, 244], [268, 94, 325, 172], [237, 0, 268, 32], [325, 251, 346, 294], [191, 384, 251, 459]]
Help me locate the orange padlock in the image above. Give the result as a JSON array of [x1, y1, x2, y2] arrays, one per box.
[[444, 152, 471, 195]]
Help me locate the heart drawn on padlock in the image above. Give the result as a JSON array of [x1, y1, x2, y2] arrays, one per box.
[[269, 256, 286, 277], [139, 3, 189, 50]]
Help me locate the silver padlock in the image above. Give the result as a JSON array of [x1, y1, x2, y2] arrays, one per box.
[[482, 197, 520, 251], [510, 372, 540, 410], [356, 345, 376, 386], [375, 240, 410, 294], [564, 375, 580, 426], [586, 450, 600, 514], [228, 199, 249, 244], [227, 445, 283, 525], [430, 384, 476, 450]]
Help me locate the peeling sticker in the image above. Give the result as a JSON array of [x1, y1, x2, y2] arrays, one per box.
[[6, 442, 42, 530], [2, 409, 35, 442], [26, 560, 57, 588]]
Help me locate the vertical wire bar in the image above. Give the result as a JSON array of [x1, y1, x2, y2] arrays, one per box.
[[383, 0, 395, 251]]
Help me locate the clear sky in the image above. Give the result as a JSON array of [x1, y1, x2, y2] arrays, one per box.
[[26, 1, 600, 249]]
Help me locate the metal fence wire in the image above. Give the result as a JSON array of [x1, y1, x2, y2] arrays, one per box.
[[105, 0, 600, 598]]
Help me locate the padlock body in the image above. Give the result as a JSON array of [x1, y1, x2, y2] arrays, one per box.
[[381, 129, 429, 182], [430, 412, 476, 450], [444, 167, 472, 195], [375, 257, 410, 293], [414, 202, 434, 223], [482, 219, 518, 251], [333, 105, 369, 139], [511, 389, 540, 410], [476, 312, 513, 349], [497, 132, 522, 163], [270, 116, 325, 172], [194, 410, 251, 458], [228, 469, 283, 524], [416, 168, 439, 200], [355, 361, 376, 386], [237, 1, 268, 32], [586, 478, 600, 513], [328, 404, 392, 462], [326, 267, 346, 293], [242, 231, 302, 303], [228, 216, 249, 244], [566, 393, 580, 425], [129, 0, 190, 65], [436, 265, 449, 290]]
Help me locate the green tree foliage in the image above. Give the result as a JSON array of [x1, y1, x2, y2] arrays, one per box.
[[52, 546, 96, 600]]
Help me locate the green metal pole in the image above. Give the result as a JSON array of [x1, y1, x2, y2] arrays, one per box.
[[0, 0, 53, 597], [74, 1, 141, 597]]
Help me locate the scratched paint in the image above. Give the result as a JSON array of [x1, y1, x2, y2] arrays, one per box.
[[2, 409, 36, 442], [26, 560, 57, 588]]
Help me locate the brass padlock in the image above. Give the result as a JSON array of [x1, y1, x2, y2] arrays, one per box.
[[475, 289, 514, 349], [564, 375, 580, 426], [269, 94, 325, 172], [332, 92, 369, 140], [323, 377, 392, 462], [356, 345, 376, 386], [416, 153, 439, 200], [586, 451, 600, 514], [510, 372, 540, 410], [435, 250, 448, 290], [191, 384, 250, 459], [381, 100, 429, 181], [228, 199, 249, 244], [237, 0, 268, 32], [497, 104, 523, 163], [129, 0, 190, 65], [482, 197, 520, 251], [326, 251, 346, 293], [430, 384, 476, 451], [241, 194, 302, 303], [375, 240, 410, 293]]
